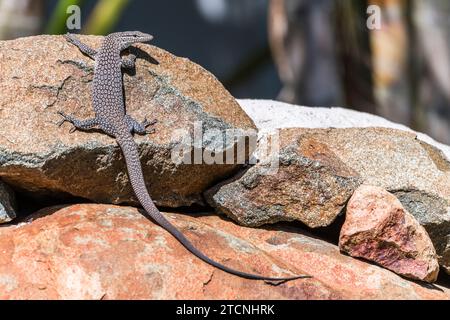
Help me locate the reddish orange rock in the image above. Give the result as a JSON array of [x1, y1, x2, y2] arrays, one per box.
[[340, 185, 440, 283], [0, 204, 448, 299]]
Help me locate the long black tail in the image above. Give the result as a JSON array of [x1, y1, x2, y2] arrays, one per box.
[[116, 131, 310, 281]]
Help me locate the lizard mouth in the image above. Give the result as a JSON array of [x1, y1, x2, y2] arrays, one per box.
[[140, 35, 154, 43], [131, 32, 154, 43], [137, 33, 153, 42]]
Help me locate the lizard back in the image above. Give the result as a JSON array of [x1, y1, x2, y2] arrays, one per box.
[[92, 36, 127, 136]]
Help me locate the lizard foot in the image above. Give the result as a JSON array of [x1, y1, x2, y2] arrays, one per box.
[[57, 111, 98, 133], [56, 111, 71, 126], [57, 111, 77, 133], [125, 115, 157, 135], [64, 33, 74, 42], [143, 118, 157, 134]]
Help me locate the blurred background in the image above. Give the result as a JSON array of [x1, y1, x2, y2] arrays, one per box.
[[0, 0, 449, 144]]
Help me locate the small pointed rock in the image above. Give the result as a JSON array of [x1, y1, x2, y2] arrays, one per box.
[[339, 185, 440, 283]]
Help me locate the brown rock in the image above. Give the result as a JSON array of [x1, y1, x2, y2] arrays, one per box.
[[340, 185, 440, 283], [1, 203, 448, 299], [205, 128, 361, 228], [0, 35, 256, 207]]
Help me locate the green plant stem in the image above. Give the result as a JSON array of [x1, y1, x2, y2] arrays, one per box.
[[83, 0, 130, 35], [45, 0, 84, 34]]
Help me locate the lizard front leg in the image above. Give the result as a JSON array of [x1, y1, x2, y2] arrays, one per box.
[[57, 111, 99, 133], [124, 114, 157, 135], [121, 54, 137, 69], [65, 33, 97, 60]]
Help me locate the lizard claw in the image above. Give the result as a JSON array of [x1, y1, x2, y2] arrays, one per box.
[[143, 118, 157, 128], [57, 111, 76, 133], [64, 33, 75, 43], [143, 118, 157, 134], [56, 111, 68, 127]]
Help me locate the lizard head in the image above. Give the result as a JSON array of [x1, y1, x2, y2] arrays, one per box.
[[113, 31, 154, 50]]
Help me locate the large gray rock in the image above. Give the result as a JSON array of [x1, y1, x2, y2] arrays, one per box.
[[0, 35, 256, 207]]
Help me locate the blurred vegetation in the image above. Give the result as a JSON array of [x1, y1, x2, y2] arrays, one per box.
[[45, 0, 84, 34], [269, 0, 450, 143], [0, 0, 448, 143], [82, 0, 129, 35], [45, 0, 129, 35]]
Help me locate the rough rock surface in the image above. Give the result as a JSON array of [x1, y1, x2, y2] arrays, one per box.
[[0, 180, 16, 223], [205, 129, 361, 228], [0, 35, 256, 207], [236, 100, 450, 275], [0, 204, 448, 300], [340, 185, 440, 283]]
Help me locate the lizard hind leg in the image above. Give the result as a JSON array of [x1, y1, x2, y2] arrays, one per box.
[[125, 115, 157, 135], [57, 111, 99, 133]]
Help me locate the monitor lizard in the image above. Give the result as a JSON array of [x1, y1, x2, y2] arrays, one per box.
[[57, 31, 309, 281]]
